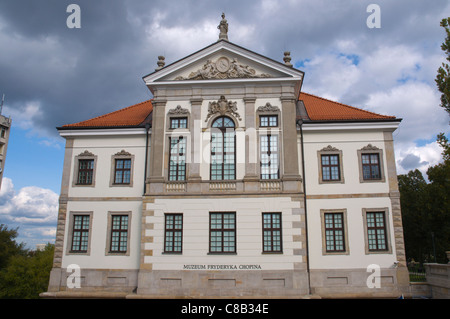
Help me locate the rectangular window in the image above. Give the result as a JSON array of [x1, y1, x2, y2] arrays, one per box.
[[77, 159, 94, 185], [324, 213, 345, 252], [164, 214, 183, 253], [114, 159, 131, 184], [209, 212, 236, 253], [71, 215, 90, 253], [169, 137, 186, 181], [260, 115, 278, 127], [170, 117, 187, 129], [362, 153, 381, 180], [262, 213, 282, 253], [110, 215, 129, 253], [366, 212, 388, 251], [260, 135, 279, 180], [321, 154, 340, 181]]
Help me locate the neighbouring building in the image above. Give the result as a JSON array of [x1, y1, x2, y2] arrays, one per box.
[[43, 15, 410, 298], [0, 111, 12, 189]]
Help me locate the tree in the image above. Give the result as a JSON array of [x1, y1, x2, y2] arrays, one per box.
[[0, 224, 27, 270], [436, 17, 450, 116], [0, 243, 54, 299], [425, 135, 450, 263], [398, 170, 429, 263]]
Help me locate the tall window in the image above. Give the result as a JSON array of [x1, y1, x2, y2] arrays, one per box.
[[210, 117, 235, 180], [71, 215, 90, 253], [260, 135, 279, 179], [114, 159, 131, 184], [262, 213, 282, 253], [361, 153, 381, 180], [169, 137, 186, 181], [110, 215, 129, 253], [324, 213, 345, 252], [366, 212, 388, 251], [321, 154, 340, 181], [77, 159, 94, 185], [209, 212, 236, 253], [164, 214, 183, 253]]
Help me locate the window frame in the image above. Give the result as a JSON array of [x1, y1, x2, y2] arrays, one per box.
[[320, 209, 349, 255], [106, 212, 131, 255], [170, 117, 188, 129], [362, 208, 392, 254], [109, 151, 135, 187], [210, 116, 236, 181], [357, 145, 385, 183], [168, 136, 187, 181], [163, 213, 183, 254], [262, 212, 283, 253], [317, 146, 344, 184], [67, 211, 93, 255], [259, 115, 279, 128], [73, 151, 97, 187], [208, 212, 236, 254], [260, 134, 280, 180]]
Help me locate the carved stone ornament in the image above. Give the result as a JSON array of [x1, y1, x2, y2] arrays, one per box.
[[257, 102, 280, 113], [205, 95, 241, 122], [78, 150, 95, 157], [168, 105, 190, 115], [320, 145, 340, 152], [114, 150, 132, 156], [361, 144, 380, 151], [175, 56, 271, 81]]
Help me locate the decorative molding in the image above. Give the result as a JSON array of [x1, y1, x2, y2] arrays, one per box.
[[257, 102, 280, 113], [168, 105, 190, 115], [361, 144, 380, 151], [319, 145, 340, 152], [114, 150, 132, 156], [77, 150, 95, 157], [175, 56, 271, 81], [205, 95, 241, 122]]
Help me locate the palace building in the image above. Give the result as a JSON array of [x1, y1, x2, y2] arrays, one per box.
[[43, 15, 410, 298]]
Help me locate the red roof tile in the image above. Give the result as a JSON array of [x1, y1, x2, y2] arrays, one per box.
[[299, 92, 396, 121], [62, 100, 153, 128], [60, 92, 396, 130]]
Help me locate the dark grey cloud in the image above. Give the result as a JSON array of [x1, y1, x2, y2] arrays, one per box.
[[399, 153, 429, 171], [0, 0, 449, 139]]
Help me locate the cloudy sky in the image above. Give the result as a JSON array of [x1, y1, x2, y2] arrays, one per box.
[[0, 0, 449, 248]]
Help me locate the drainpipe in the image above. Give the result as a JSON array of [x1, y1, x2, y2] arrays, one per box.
[[297, 118, 311, 295], [143, 123, 151, 195]]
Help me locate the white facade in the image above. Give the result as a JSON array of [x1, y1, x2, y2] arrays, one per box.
[[44, 30, 410, 298]]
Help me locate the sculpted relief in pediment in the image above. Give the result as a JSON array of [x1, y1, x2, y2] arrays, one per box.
[[175, 56, 272, 80]]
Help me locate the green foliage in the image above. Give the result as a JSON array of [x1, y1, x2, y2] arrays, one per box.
[[436, 17, 450, 116], [399, 136, 450, 264], [0, 243, 54, 299], [0, 225, 54, 299], [0, 224, 28, 270]]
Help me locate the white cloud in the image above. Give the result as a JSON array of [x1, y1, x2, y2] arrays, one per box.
[[0, 177, 58, 247], [365, 82, 448, 144], [395, 140, 444, 178]]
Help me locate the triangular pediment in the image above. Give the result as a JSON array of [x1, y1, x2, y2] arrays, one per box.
[[143, 40, 304, 85]]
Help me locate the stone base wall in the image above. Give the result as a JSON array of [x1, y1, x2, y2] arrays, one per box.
[[137, 269, 310, 297], [310, 267, 409, 298], [46, 268, 139, 294]]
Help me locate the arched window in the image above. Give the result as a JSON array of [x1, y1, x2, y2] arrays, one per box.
[[210, 116, 235, 180]]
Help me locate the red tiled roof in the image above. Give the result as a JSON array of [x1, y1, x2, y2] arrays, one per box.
[[62, 100, 153, 128], [60, 92, 396, 129], [299, 92, 396, 121]]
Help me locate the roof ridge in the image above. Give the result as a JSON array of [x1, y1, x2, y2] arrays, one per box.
[[300, 92, 394, 119]]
